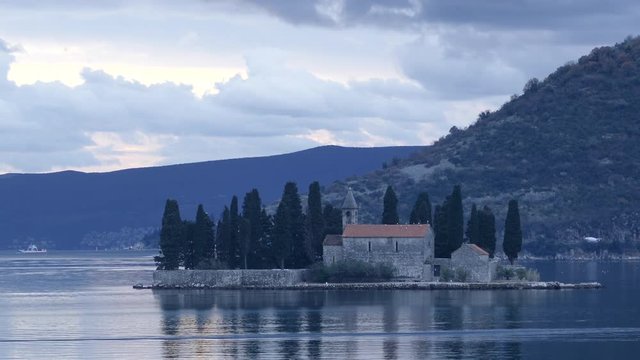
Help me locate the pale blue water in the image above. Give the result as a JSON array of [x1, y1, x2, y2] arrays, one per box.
[[0, 251, 639, 359]]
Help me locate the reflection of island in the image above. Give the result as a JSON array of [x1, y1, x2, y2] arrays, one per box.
[[152, 289, 533, 359]]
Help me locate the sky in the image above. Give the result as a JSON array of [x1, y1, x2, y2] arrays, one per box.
[[0, 0, 638, 173]]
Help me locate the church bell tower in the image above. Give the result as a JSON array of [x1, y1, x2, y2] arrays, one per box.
[[342, 187, 358, 228]]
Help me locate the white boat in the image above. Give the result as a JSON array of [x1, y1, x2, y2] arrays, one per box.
[[18, 244, 47, 253]]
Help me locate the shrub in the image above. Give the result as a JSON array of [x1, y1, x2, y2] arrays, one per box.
[[439, 266, 469, 282], [195, 258, 227, 270], [496, 265, 540, 281], [308, 260, 395, 283]]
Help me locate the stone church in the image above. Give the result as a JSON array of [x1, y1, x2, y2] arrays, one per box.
[[323, 188, 435, 280]]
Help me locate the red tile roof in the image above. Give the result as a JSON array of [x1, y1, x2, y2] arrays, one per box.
[[466, 243, 490, 256], [323, 234, 343, 246], [343, 224, 430, 238]]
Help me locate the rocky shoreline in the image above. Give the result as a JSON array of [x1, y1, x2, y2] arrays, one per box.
[[134, 281, 602, 290]]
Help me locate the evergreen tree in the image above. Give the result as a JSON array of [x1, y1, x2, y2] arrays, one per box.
[[281, 182, 308, 268], [409, 192, 432, 225], [182, 220, 196, 269], [433, 202, 450, 258], [216, 206, 231, 267], [304, 181, 325, 262], [503, 200, 523, 264], [193, 204, 215, 268], [228, 196, 240, 268], [271, 200, 292, 269], [238, 218, 251, 269], [323, 204, 343, 236], [381, 185, 399, 224], [155, 199, 183, 270], [478, 206, 496, 257], [259, 208, 274, 267], [466, 203, 480, 245], [242, 189, 263, 268], [447, 185, 464, 254]]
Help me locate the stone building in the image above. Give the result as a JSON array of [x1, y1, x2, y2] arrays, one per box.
[[322, 188, 434, 280], [450, 243, 497, 282]]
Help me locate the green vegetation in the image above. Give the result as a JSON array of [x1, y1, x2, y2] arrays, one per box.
[[409, 192, 432, 225], [322, 204, 342, 236], [440, 267, 469, 282], [155, 179, 524, 271], [308, 260, 395, 283], [503, 200, 523, 264], [465, 204, 480, 245], [155, 199, 183, 270], [381, 185, 399, 224], [304, 181, 325, 262], [478, 206, 497, 258], [496, 266, 540, 282], [434, 185, 467, 258], [326, 36, 640, 255], [447, 185, 464, 255], [241, 189, 264, 268]]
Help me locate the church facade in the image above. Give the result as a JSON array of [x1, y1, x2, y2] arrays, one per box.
[[323, 188, 435, 280]]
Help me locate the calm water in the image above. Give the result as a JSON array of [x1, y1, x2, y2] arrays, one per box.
[[0, 251, 639, 359]]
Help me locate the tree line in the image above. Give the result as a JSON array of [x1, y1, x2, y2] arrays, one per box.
[[155, 181, 342, 270], [380, 184, 522, 264], [156, 182, 523, 270]]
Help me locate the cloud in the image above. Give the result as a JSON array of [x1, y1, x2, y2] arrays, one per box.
[[1, 1, 636, 173], [240, 0, 640, 34], [0, 42, 452, 173]]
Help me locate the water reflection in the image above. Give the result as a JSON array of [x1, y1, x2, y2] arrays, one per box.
[[150, 287, 574, 359]]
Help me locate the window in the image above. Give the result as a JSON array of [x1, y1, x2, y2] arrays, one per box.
[[395, 241, 398, 253], [368, 241, 371, 252], [434, 265, 441, 277]]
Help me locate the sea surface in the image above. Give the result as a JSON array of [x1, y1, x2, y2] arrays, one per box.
[[0, 251, 639, 359]]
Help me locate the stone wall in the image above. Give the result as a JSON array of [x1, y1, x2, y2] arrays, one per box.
[[451, 246, 492, 282], [153, 269, 308, 288], [323, 245, 343, 266], [342, 236, 430, 278]]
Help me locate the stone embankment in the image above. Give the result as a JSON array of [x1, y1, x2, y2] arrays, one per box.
[[135, 271, 602, 290]]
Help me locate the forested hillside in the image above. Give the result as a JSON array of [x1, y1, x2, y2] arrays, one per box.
[[325, 36, 640, 254]]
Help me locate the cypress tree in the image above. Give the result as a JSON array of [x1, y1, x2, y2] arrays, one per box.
[[304, 181, 325, 262], [323, 204, 343, 236], [447, 185, 464, 255], [182, 220, 196, 269], [409, 192, 432, 225], [155, 199, 183, 270], [466, 203, 480, 245], [381, 185, 399, 224], [259, 208, 274, 268], [478, 206, 496, 257], [282, 182, 307, 268], [433, 203, 450, 258], [216, 206, 231, 267], [242, 189, 263, 268], [503, 200, 523, 264], [272, 200, 292, 269], [193, 204, 215, 268], [228, 196, 240, 268], [238, 218, 251, 269]]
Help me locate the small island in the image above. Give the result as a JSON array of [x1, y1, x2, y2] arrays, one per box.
[[138, 183, 602, 290]]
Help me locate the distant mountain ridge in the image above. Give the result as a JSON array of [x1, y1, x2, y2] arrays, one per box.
[[324, 37, 640, 253], [0, 145, 422, 249]]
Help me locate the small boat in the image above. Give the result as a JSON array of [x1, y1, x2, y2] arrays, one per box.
[[18, 244, 47, 253]]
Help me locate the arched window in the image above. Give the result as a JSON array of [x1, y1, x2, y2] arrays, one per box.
[[368, 241, 371, 252]]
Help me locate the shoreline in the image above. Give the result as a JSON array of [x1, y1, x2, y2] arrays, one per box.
[[134, 281, 602, 291]]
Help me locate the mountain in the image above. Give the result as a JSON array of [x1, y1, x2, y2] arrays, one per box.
[[0, 145, 421, 249], [324, 36, 640, 254]]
